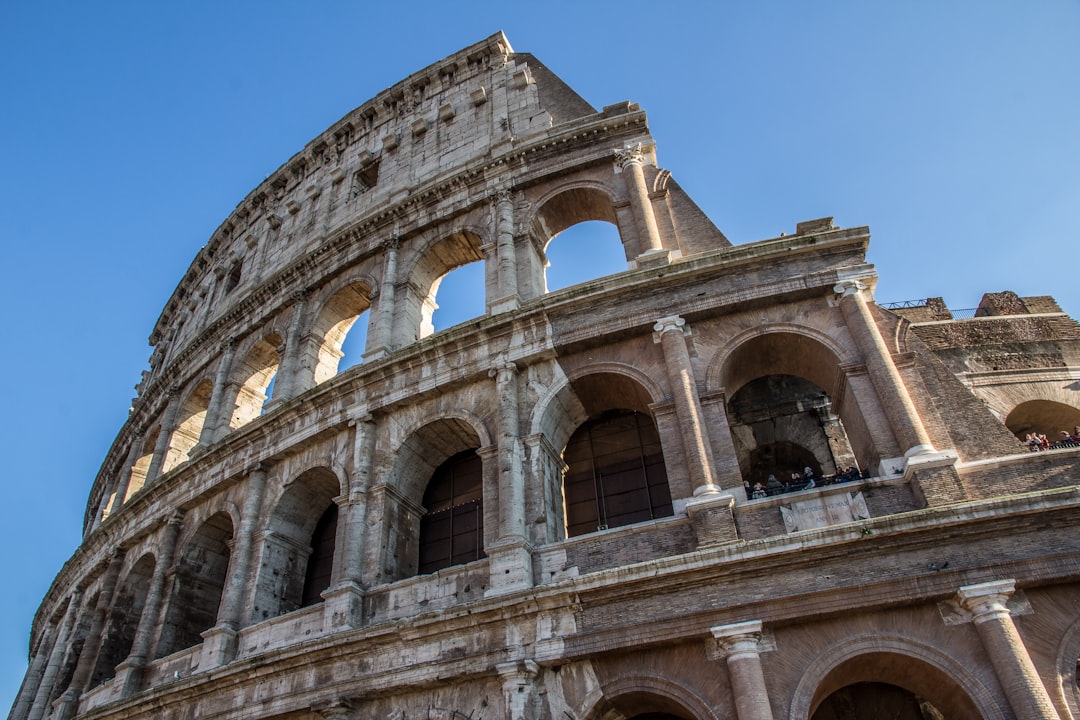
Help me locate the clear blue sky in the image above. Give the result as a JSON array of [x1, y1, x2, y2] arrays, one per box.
[[2, 1, 1078, 710]]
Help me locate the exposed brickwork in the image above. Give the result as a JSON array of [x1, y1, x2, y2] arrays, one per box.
[[908, 340, 1022, 460], [13, 33, 1080, 720]]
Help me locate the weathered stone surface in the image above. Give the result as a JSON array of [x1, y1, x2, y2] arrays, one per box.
[[12, 33, 1080, 720]]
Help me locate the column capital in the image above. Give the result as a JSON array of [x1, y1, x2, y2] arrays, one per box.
[[347, 410, 375, 426], [496, 658, 540, 683], [711, 620, 766, 659], [382, 236, 402, 252], [615, 142, 646, 168], [833, 279, 867, 298], [957, 579, 1016, 624], [489, 357, 518, 383], [494, 187, 515, 205], [653, 315, 687, 339]]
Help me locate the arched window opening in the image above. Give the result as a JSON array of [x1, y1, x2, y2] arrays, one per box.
[[720, 331, 878, 478], [337, 309, 369, 373], [728, 375, 858, 494], [813, 682, 944, 720], [562, 409, 672, 537], [596, 691, 698, 720], [301, 502, 338, 607], [1005, 399, 1080, 444], [91, 554, 155, 687], [229, 333, 281, 430], [126, 429, 159, 501], [222, 261, 242, 296], [252, 467, 340, 619], [544, 220, 626, 292], [155, 513, 232, 659], [429, 260, 485, 334], [418, 450, 485, 575], [806, 651, 984, 720], [162, 380, 212, 474], [310, 282, 372, 385], [410, 231, 486, 342]]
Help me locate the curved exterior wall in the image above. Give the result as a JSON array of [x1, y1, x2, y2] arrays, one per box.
[[12, 33, 1080, 720]]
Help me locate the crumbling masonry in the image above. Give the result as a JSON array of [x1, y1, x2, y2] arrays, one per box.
[[11, 33, 1080, 720]]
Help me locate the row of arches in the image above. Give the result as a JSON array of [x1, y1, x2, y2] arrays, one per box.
[[97, 193, 637, 528], [39, 320, 1080, 713], [89, 327, 884, 672]]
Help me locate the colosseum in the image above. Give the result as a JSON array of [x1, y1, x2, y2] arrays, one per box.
[[9, 32, 1080, 720]]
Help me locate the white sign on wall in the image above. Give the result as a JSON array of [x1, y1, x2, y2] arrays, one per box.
[[780, 492, 870, 533]]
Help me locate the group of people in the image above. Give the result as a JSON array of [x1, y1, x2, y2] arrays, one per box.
[[745, 465, 863, 500], [1025, 427, 1080, 452]]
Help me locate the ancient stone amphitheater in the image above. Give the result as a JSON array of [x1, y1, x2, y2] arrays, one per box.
[[11, 32, 1080, 720]]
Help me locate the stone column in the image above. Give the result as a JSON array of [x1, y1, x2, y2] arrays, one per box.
[[114, 511, 183, 697], [653, 316, 718, 496], [10, 619, 58, 720], [834, 280, 933, 457], [497, 659, 541, 720], [53, 550, 126, 720], [144, 387, 182, 484], [26, 590, 82, 720], [272, 291, 310, 401], [956, 580, 1059, 720], [201, 337, 237, 445], [486, 357, 533, 596], [109, 436, 143, 516], [492, 189, 520, 312], [201, 465, 268, 669], [323, 414, 374, 630], [711, 620, 775, 720], [367, 238, 400, 360], [615, 143, 666, 260]]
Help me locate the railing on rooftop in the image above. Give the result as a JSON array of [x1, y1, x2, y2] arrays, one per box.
[[879, 299, 928, 310], [879, 300, 989, 320]]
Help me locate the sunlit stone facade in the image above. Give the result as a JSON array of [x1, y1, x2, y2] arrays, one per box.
[[11, 33, 1080, 720]]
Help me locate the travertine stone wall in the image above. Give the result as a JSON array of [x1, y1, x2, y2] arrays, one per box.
[[14, 33, 1080, 720]]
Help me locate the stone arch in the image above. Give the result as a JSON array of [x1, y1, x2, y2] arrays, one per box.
[[1055, 614, 1080, 720], [533, 362, 666, 454], [305, 278, 375, 387], [789, 636, 1004, 720], [155, 511, 234, 659], [710, 326, 881, 478], [126, 427, 159, 501], [529, 181, 623, 251], [578, 674, 717, 720], [252, 466, 344, 619], [381, 415, 489, 581], [1005, 399, 1080, 441], [228, 331, 283, 430], [90, 553, 155, 687], [528, 182, 632, 289], [532, 365, 672, 539], [400, 229, 488, 341], [162, 379, 213, 474]]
